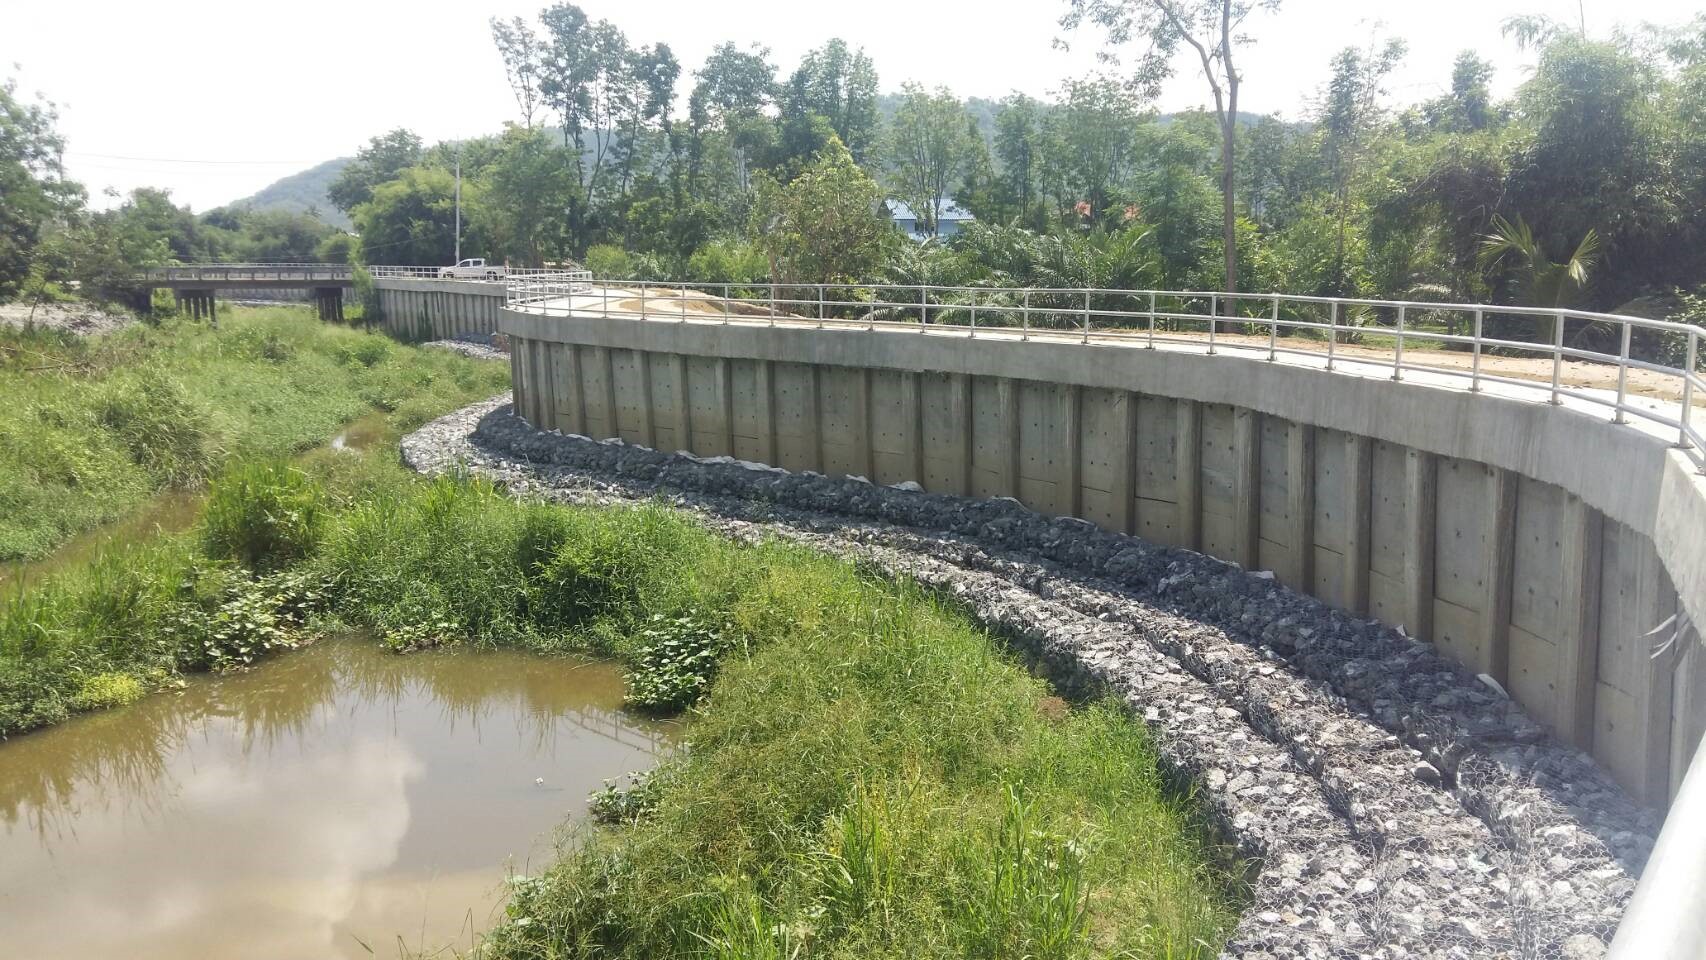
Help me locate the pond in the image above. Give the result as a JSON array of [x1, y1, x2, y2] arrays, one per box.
[[0, 636, 676, 959]]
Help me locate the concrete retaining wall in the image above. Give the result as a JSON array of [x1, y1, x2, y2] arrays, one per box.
[[370, 277, 505, 340], [499, 306, 1706, 809]]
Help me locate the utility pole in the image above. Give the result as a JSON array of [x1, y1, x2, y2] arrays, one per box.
[[453, 144, 462, 264]]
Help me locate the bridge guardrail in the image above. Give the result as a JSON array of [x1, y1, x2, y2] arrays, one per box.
[[505, 280, 1705, 476], [142, 264, 354, 283]]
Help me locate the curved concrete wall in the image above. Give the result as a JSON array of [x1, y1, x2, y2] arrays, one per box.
[[371, 277, 506, 340], [493, 304, 1706, 809]]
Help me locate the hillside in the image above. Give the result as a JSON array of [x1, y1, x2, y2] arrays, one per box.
[[229, 156, 353, 228]]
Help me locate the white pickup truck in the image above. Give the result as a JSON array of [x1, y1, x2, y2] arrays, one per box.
[[437, 258, 507, 280]]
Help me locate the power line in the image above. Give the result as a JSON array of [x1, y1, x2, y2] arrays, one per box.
[[66, 151, 322, 166]]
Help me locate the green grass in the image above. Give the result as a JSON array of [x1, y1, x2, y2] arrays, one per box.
[[0, 457, 1240, 956], [0, 304, 509, 562]]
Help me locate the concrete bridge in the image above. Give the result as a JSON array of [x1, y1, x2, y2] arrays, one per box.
[[369, 271, 1706, 954], [141, 263, 354, 320]]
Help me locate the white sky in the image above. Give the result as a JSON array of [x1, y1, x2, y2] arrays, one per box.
[[3, 0, 1697, 213]]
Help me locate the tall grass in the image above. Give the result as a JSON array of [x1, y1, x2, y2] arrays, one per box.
[[0, 462, 1241, 955], [0, 305, 508, 562]]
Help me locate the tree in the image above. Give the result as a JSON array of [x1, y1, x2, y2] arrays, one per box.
[[1063, 0, 1284, 314], [1, 77, 83, 299], [481, 125, 578, 265], [1041, 75, 1147, 225], [1319, 37, 1406, 294], [490, 16, 545, 129], [750, 137, 887, 284], [885, 84, 974, 237], [787, 40, 880, 164], [992, 94, 1046, 226], [1478, 214, 1598, 309], [328, 129, 424, 214], [352, 167, 482, 266]]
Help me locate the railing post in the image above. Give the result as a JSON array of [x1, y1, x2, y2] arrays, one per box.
[[1147, 291, 1157, 349], [970, 294, 978, 339], [1327, 301, 1338, 372], [1268, 295, 1279, 361], [1551, 313, 1565, 405], [1393, 305, 1406, 381], [639, 281, 648, 319], [1682, 330, 1697, 451], [723, 283, 732, 325], [1022, 289, 1031, 341], [1614, 322, 1631, 424], [1208, 294, 1218, 355], [920, 285, 928, 332], [680, 283, 688, 324], [770, 281, 777, 322], [1470, 308, 1483, 392], [1082, 289, 1091, 344], [819, 284, 826, 325]]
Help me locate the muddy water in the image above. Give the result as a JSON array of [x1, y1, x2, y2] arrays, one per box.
[[0, 410, 391, 590], [0, 637, 675, 959]]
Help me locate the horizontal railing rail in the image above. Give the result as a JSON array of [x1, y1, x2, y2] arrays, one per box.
[[142, 263, 354, 281], [367, 264, 591, 281], [504, 279, 1705, 475]]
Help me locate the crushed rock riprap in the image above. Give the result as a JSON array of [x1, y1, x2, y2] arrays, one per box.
[[402, 396, 1660, 960], [0, 300, 137, 336], [421, 333, 508, 361]]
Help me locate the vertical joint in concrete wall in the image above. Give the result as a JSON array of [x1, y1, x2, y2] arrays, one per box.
[[957, 374, 974, 496], [638, 351, 657, 448], [859, 367, 875, 480], [758, 360, 779, 466], [601, 347, 618, 441], [1287, 422, 1316, 589], [809, 364, 824, 472], [906, 371, 926, 487], [719, 358, 736, 456], [1403, 450, 1439, 642], [671, 354, 690, 453], [1557, 497, 1605, 749], [1066, 385, 1084, 519], [1177, 400, 1203, 552], [565, 344, 587, 435], [1114, 391, 1137, 536], [1233, 409, 1261, 570], [1345, 435, 1374, 616], [1479, 469, 1519, 681], [998, 378, 1021, 496]]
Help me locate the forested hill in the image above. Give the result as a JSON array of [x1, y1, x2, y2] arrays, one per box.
[[229, 157, 353, 229]]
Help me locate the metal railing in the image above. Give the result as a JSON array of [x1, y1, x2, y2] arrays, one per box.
[[367, 265, 591, 283], [142, 263, 354, 282], [504, 280, 1706, 474]]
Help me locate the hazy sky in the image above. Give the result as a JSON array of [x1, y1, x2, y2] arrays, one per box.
[[3, 0, 1697, 212]]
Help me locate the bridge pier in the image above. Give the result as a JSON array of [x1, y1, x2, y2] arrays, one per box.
[[313, 287, 345, 322], [175, 289, 217, 323]]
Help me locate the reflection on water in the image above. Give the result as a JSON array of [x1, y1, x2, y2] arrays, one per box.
[[0, 637, 675, 959]]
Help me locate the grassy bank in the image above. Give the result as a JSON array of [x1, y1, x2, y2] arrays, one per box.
[[0, 304, 508, 562], [0, 453, 1239, 955]]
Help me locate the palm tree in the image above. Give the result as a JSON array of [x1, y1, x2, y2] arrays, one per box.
[[1478, 214, 1600, 346], [1478, 215, 1599, 307]]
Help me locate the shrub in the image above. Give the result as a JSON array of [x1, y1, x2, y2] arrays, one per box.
[[67, 672, 147, 711], [623, 612, 732, 712], [201, 461, 326, 570], [585, 244, 636, 280]]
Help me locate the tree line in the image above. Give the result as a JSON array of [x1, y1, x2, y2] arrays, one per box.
[[3, 3, 1705, 335]]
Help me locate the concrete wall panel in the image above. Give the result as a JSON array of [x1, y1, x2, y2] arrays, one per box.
[[921, 373, 971, 495], [772, 362, 818, 472]]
